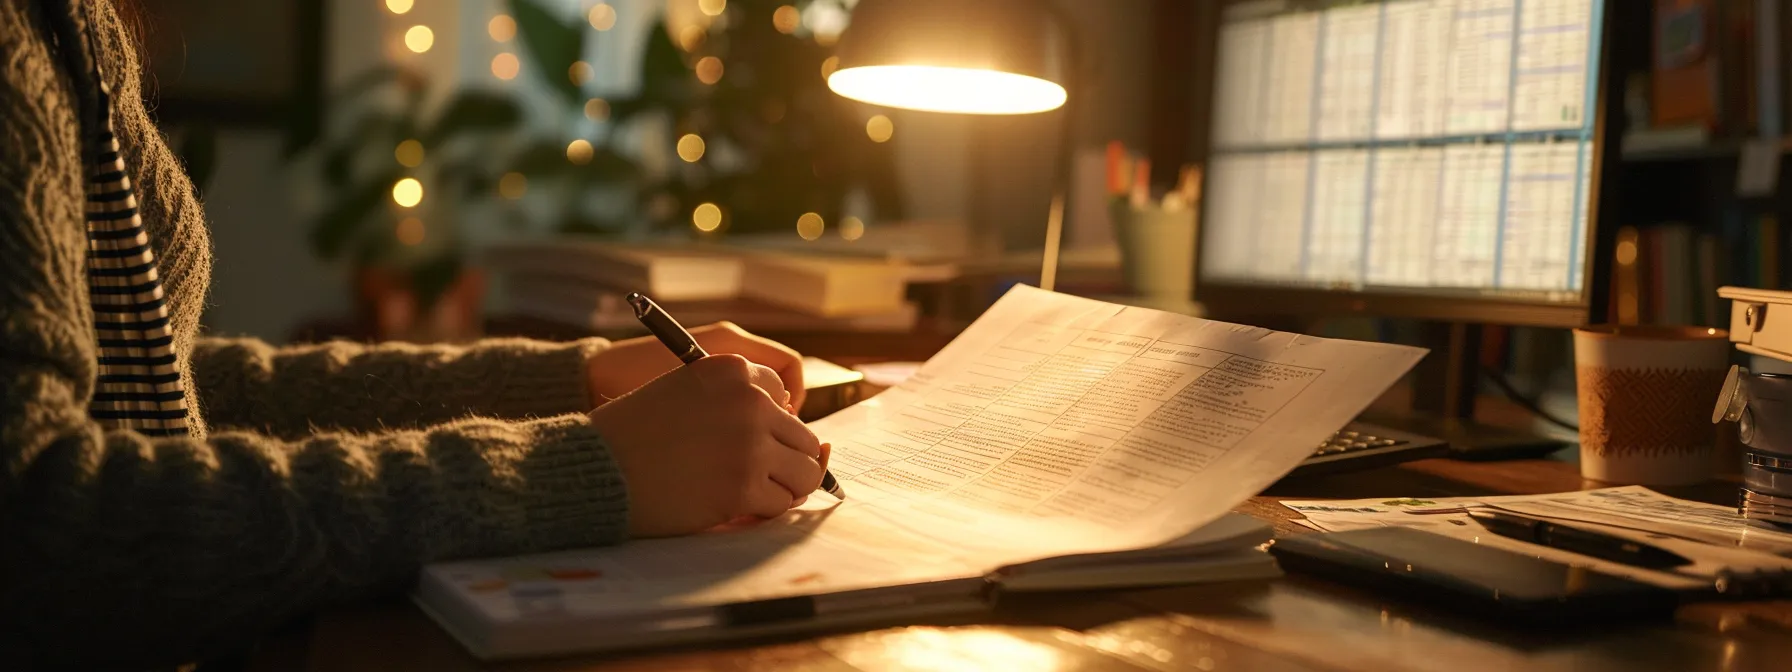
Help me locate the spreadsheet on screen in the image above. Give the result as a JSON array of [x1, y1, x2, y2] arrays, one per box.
[[1201, 0, 1602, 302]]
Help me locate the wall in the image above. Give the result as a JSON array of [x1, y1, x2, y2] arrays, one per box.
[[196, 0, 1155, 340], [968, 0, 1156, 252], [200, 0, 462, 342]]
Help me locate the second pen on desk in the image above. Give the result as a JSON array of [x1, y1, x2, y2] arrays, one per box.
[[1468, 509, 1689, 569], [625, 292, 846, 500]]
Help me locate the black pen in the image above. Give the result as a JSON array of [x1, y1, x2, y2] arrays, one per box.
[[1468, 510, 1690, 569], [626, 292, 846, 500]]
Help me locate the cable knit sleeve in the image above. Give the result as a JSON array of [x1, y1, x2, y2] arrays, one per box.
[[191, 336, 612, 439], [0, 3, 629, 668]]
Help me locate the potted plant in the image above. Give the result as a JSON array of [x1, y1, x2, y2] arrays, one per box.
[[285, 69, 526, 341]]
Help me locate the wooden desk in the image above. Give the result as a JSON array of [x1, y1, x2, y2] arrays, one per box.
[[257, 459, 1792, 672]]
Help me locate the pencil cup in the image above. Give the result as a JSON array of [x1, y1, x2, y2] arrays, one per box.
[[1573, 325, 1731, 485], [1111, 202, 1197, 299]]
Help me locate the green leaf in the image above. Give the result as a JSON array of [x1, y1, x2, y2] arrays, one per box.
[[421, 92, 522, 147], [310, 168, 402, 259], [508, 0, 585, 106]]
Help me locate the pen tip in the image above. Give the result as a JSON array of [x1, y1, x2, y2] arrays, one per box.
[[625, 293, 651, 318], [821, 472, 845, 500]]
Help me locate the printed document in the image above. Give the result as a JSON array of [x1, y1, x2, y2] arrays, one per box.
[[429, 287, 1425, 618], [1283, 487, 1792, 590]]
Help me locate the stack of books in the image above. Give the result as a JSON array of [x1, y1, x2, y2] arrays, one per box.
[[484, 238, 921, 335]]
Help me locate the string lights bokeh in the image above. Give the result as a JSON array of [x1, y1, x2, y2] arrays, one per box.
[[692, 203, 723, 232], [403, 25, 434, 53], [840, 216, 865, 241], [392, 178, 423, 208], [498, 172, 528, 199], [396, 216, 426, 245], [488, 14, 516, 42], [677, 134, 706, 162], [695, 56, 724, 85], [569, 61, 595, 85], [457, 0, 883, 241], [385, 0, 412, 15], [772, 5, 800, 34], [566, 139, 595, 165], [588, 3, 617, 31], [584, 98, 611, 121], [491, 52, 520, 80], [394, 139, 424, 167], [796, 212, 824, 240], [865, 115, 893, 143]]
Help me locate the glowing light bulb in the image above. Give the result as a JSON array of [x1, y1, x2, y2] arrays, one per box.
[[829, 66, 1066, 115], [498, 172, 527, 199], [693, 203, 723, 231], [488, 15, 516, 42], [386, 0, 413, 15], [394, 139, 424, 167], [865, 115, 893, 143], [569, 61, 594, 85], [772, 5, 799, 34], [796, 212, 824, 240], [392, 178, 423, 208], [566, 139, 594, 165], [678, 25, 705, 51], [588, 3, 616, 30], [491, 53, 520, 80], [677, 134, 706, 162], [584, 98, 611, 121], [404, 25, 434, 53], [840, 216, 865, 241], [396, 217, 425, 245], [695, 57, 723, 84]]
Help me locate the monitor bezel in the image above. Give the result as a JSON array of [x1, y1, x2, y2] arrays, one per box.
[[1192, 0, 1620, 329]]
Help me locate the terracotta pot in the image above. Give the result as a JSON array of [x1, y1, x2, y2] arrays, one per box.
[[354, 266, 487, 342]]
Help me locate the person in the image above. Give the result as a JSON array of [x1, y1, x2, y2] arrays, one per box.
[[0, 0, 829, 667]]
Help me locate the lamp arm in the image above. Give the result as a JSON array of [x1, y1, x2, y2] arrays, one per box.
[[1039, 1, 1084, 292]]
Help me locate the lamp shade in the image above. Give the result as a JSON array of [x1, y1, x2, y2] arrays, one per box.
[[826, 0, 1069, 115]]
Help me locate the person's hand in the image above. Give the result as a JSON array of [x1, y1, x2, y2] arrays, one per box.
[[586, 322, 806, 410], [589, 354, 824, 538]]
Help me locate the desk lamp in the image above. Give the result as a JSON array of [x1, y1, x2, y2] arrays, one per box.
[[826, 0, 1074, 290]]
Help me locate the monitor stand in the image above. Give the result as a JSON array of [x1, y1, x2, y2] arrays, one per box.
[[1363, 322, 1571, 461]]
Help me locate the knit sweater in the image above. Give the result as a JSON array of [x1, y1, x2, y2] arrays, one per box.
[[0, 1, 631, 668]]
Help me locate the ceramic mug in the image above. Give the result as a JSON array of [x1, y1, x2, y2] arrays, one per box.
[[1573, 325, 1730, 485], [1111, 202, 1197, 300]]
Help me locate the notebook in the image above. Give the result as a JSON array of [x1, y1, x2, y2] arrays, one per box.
[[417, 513, 1275, 660], [416, 286, 1427, 661]]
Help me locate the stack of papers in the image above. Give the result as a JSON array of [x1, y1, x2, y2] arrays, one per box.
[[419, 286, 1428, 660], [1283, 487, 1792, 591]]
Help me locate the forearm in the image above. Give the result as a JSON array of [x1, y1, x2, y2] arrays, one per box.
[[192, 336, 610, 437], [0, 408, 628, 668]]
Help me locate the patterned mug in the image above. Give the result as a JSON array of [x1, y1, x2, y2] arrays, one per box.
[[1573, 325, 1731, 485]]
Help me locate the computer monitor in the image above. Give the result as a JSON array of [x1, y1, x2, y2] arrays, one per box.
[[1196, 0, 1617, 329]]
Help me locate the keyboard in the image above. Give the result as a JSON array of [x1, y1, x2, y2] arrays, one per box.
[[1284, 421, 1451, 479]]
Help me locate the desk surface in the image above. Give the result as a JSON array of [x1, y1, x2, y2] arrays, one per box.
[[259, 458, 1792, 672]]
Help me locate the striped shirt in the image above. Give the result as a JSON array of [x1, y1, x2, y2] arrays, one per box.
[[79, 56, 189, 436]]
